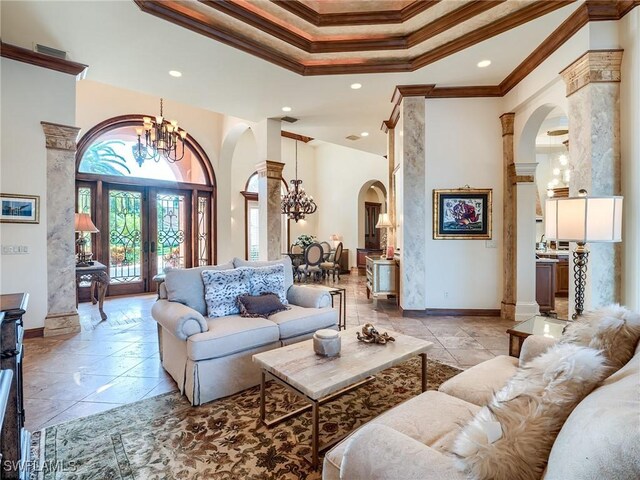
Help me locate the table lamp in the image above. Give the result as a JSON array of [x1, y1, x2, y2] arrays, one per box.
[[75, 213, 99, 267], [545, 189, 622, 319], [375, 213, 394, 259]]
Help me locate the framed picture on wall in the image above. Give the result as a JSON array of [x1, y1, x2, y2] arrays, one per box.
[[0, 193, 40, 224], [433, 188, 492, 240]]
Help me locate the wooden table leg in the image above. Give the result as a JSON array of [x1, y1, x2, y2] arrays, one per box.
[[97, 280, 107, 320], [420, 353, 428, 392], [259, 371, 266, 423]]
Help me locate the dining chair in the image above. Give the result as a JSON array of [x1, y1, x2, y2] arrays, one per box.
[[321, 242, 343, 281], [320, 241, 332, 261], [297, 242, 324, 282]]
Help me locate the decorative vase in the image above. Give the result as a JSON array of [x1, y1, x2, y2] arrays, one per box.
[[313, 329, 341, 357]]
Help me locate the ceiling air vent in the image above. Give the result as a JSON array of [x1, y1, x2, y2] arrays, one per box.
[[346, 135, 360, 141], [35, 44, 68, 59], [281, 116, 298, 123]]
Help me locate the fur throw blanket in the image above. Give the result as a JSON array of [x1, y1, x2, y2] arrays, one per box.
[[453, 343, 608, 480], [560, 304, 640, 370]]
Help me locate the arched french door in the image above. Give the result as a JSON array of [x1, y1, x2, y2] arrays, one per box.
[[75, 115, 216, 296]]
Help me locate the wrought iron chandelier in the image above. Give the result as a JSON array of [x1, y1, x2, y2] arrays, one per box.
[[134, 98, 187, 167], [281, 141, 317, 222]]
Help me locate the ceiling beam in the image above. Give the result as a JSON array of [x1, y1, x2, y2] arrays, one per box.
[[0, 41, 88, 76]]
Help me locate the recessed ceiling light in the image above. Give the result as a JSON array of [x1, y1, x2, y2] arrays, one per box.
[[282, 106, 292, 112], [477, 60, 491, 68], [169, 70, 182, 77], [360, 132, 369, 137], [350, 83, 362, 90]]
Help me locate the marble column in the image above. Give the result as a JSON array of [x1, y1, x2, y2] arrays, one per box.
[[41, 122, 82, 336], [560, 50, 623, 313], [254, 119, 283, 261], [400, 97, 426, 311], [387, 126, 396, 247], [500, 113, 517, 320], [514, 163, 540, 321], [256, 160, 285, 261]]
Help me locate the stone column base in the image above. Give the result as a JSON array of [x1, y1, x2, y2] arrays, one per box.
[[501, 302, 516, 321], [44, 311, 81, 337], [515, 301, 540, 322]]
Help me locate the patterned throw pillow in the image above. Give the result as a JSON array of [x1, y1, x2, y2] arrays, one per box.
[[245, 264, 288, 304], [237, 293, 289, 319], [201, 268, 251, 318]]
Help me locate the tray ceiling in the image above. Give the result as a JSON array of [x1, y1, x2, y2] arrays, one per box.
[[135, 0, 575, 75]]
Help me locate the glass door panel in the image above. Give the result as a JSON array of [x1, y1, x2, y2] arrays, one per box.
[[108, 188, 145, 294], [156, 192, 188, 274], [197, 195, 210, 266]]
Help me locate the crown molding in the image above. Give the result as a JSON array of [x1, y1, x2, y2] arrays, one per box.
[[381, 0, 639, 131], [271, 0, 440, 27], [0, 41, 87, 76], [281, 130, 313, 143]]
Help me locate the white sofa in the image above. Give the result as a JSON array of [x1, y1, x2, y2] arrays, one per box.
[[152, 257, 339, 405], [323, 332, 640, 479]]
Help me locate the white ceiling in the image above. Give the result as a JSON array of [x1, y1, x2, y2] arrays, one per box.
[[1, 1, 581, 156]]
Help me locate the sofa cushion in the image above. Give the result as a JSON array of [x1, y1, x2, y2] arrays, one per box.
[[247, 263, 288, 304], [164, 261, 233, 315], [453, 344, 608, 480], [202, 268, 251, 318], [238, 293, 288, 319], [325, 390, 479, 476], [233, 256, 293, 292], [187, 316, 279, 361], [439, 355, 519, 406], [268, 305, 337, 339], [545, 348, 640, 479]]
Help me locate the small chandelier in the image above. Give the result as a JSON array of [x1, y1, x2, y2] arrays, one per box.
[[134, 98, 187, 167], [281, 141, 317, 222]]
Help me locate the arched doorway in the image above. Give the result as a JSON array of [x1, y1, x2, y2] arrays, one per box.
[[75, 115, 216, 296], [517, 104, 570, 318], [357, 180, 388, 253]]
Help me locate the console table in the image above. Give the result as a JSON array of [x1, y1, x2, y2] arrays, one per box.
[[0, 294, 30, 480], [76, 261, 109, 321]]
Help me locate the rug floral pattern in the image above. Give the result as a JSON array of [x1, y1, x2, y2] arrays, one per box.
[[31, 358, 460, 480]]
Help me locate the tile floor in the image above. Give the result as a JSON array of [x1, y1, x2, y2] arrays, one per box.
[[23, 272, 518, 432]]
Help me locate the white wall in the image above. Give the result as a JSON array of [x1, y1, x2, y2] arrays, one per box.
[[620, 9, 640, 310], [314, 142, 388, 269], [0, 59, 76, 329], [424, 98, 504, 309]]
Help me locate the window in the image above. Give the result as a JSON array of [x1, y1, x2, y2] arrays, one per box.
[[242, 172, 289, 260]]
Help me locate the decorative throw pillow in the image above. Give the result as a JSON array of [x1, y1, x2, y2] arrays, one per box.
[[233, 256, 294, 293], [559, 304, 640, 370], [452, 343, 608, 480], [245, 264, 288, 304], [164, 262, 234, 315], [237, 293, 289, 319], [201, 268, 251, 318]]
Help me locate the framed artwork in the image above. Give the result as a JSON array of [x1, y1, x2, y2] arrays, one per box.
[[433, 188, 492, 240], [0, 193, 40, 224]]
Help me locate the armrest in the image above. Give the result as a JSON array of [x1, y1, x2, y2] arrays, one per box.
[[151, 299, 209, 340], [341, 424, 463, 480], [286, 285, 331, 308], [519, 334, 557, 366]]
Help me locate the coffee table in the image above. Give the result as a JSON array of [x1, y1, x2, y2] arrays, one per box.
[[252, 327, 433, 469], [507, 315, 568, 357]]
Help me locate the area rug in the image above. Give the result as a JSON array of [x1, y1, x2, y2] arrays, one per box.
[[31, 358, 460, 480]]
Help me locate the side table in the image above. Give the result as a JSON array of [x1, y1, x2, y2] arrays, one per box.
[[76, 261, 109, 321], [506, 315, 568, 357], [305, 284, 347, 330]]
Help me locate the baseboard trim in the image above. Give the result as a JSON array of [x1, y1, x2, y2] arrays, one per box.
[[24, 327, 44, 338], [403, 308, 501, 317]]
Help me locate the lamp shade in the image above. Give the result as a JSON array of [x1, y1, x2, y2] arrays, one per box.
[[75, 213, 99, 233], [375, 213, 393, 229], [545, 195, 622, 243]]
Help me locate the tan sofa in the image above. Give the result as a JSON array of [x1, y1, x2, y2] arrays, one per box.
[[152, 257, 339, 405], [323, 334, 640, 479]]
